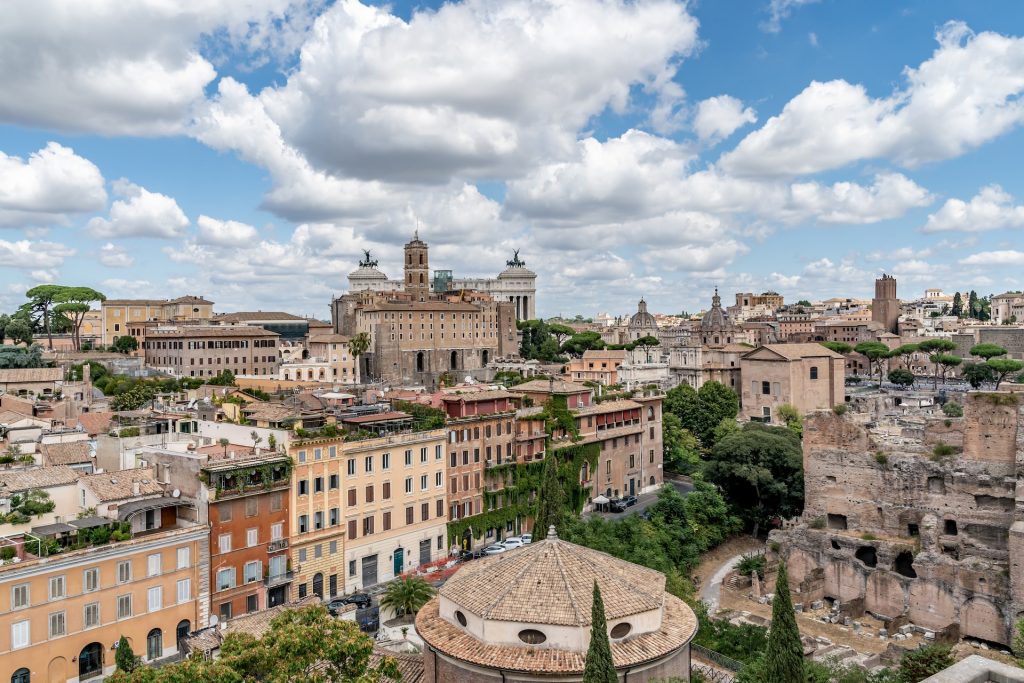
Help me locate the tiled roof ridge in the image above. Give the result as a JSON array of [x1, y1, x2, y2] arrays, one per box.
[[551, 541, 584, 625], [557, 541, 666, 619], [479, 540, 563, 620]]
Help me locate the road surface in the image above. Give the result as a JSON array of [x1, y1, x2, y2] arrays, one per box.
[[701, 553, 745, 612], [585, 478, 694, 521]]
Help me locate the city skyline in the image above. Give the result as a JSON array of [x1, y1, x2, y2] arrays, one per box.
[[1, 1, 1023, 318]]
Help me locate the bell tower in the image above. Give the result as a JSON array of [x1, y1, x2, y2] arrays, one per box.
[[404, 230, 430, 302]]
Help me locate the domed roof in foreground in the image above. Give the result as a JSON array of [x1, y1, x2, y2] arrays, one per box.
[[416, 530, 698, 676], [439, 531, 665, 626]]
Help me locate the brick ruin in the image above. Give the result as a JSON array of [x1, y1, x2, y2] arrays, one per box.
[[769, 390, 1024, 647]]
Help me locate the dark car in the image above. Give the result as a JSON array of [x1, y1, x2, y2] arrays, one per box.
[[327, 593, 371, 615], [622, 495, 639, 507], [608, 498, 627, 512]]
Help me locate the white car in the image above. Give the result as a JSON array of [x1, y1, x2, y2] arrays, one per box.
[[501, 537, 524, 549], [520, 534, 532, 544], [483, 544, 507, 555]]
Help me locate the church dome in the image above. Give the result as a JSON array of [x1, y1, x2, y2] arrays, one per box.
[[629, 298, 657, 330], [700, 288, 731, 331], [415, 529, 697, 678], [348, 265, 388, 282]]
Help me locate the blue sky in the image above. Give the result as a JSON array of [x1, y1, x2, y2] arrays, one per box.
[[1, 0, 1023, 320]]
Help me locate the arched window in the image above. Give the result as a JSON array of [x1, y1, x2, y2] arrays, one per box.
[[419, 253, 423, 265], [147, 629, 163, 661], [312, 573, 324, 598], [810, 366, 819, 380], [176, 620, 191, 644], [79, 643, 103, 679], [11, 668, 30, 683], [647, 407, 654, 420]]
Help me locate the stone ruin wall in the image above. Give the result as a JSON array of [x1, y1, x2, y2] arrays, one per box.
[[770, 392, 1024, 647]]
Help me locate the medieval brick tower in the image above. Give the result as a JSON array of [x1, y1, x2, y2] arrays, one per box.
[[404, 231, 430, 302], [872, 274, 899, 334]]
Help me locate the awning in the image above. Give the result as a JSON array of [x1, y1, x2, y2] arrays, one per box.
[[116, 496, 183, 521], [69, 516, 114, 530], [31, 522, 75, 536], [592, 495, 609, 504]]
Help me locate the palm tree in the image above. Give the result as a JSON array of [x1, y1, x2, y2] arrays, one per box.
[[348, 332, 371, 382], [379, 575, 435, 618], [218, 438, 229, 458]]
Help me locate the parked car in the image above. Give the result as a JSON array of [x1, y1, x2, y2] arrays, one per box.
[[460, 548, 485, 561], [608, 498, 627, 512], [483, 544, 507, 555], [520, 533, 532, 544], [328, 593, 372, 613], [621, 494, 639, 507], [501, 537, 525, 549]]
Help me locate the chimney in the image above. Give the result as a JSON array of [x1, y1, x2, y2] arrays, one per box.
[[132, 481, 141, 496]]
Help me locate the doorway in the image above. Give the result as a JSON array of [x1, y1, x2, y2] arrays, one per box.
[[79, 643, 103, 679], [419, 539, 432, 566], [361, 555, 378, 588], [629, 479, 635, 496], [176, 620, 190, 644], [312, 573, 324, 598], [393, 547, 404, 577]]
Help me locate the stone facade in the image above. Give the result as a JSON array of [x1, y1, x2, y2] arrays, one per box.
[[739, 343, 846, 424], [770, 389, 1024, 647], [872, 274, 900, 335], [142, 325, 281, 379]]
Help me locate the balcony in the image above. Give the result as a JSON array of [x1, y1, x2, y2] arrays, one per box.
[[264, 570, 294, 588], [268, 538, 289, 552]]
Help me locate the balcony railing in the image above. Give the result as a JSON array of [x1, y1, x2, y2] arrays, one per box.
[[264, 570, 294, 587], [268, 539, 289, 552]]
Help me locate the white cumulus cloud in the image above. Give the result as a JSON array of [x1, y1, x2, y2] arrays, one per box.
[[693, 95, 757, 144], [196, 215, 260, 246], [923, 185, 1024, 232], [0, 239, 75, 269], [87, 179, 189, 238], [98, 243, 134, 268], [960, 250, 1024, 267], [0, 142, 106, 227]]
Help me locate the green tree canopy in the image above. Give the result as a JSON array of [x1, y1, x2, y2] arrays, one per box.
[[5, 317, 32, 346], [951, 292, 963, 317], [0, 344, 45, 369], [23, 284, 66, 349], [919, 339, 958, 387], [533, 451, 567, 541], [962, 362, 995, 389], [694, 382, 741, 447], [661, 412, 700, 475], [560, 331, 606, 358], [854, 341, 892, 386], [988, 358, 1024, 390], [518, 320, 564, 362], [970, 343, 1007, 360], [777, 404, 802, 438], [582, 582, 617, 683], [930, 353, 962, 386], [54, 286, 105, 350], [115, 635, 139, 672], [764, 561, 804, 682], [378, 575, 435, 617], [887, 368, 915, 388], [820, 341, 853, 355], [890, 343, 920, 370], [547, 323, 576, 346], [112, 335, 139, 354], [796, 300, 812, 307], [704, 423, 804, 536], [897, 644, 954, 682]]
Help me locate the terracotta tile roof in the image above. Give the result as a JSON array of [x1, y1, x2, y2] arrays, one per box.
[[342, 411, 410, 424], [0, 466, 80, 493], [416, 593, 697, 674], [0, 410, 30, 424], [40, 441, 92, 465], [181, 596, 322, 655], [79, 467, 163, 502], [76, 412, 114, 435], [0, 368, 62, 383], [371, 649, 424, 683], [307, 333, 351, 344], [440, 389, 514, 403], [744, 343, 844, 361], [440, 537, 665, 626], [573, 399, 642, 417], [512, 379, 591, 394], [242, 403, 303, 422]]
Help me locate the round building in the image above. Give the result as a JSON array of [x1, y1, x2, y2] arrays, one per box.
[[416, 528, 697, 682]]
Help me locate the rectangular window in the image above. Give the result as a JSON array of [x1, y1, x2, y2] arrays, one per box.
[[84, 602, 100, 628], [48, 611, 66, 638], [404, 449, 412, 466], [247, 594, 258, 613], [382, 481, 391, 499], [420, 474, 428, 490], [347, 488, 357, 506], [365, 484, 374, 503], [299, 514, 309, 533], [118, 594, 132, 619], [348, 519, 357, 540], [329, 474, 339, 489], [216, 568, 236, 591], [435, 471, 443, 487], [329, 446, 337, 458], [405, 477, 412, 494], [11, 620, 29, 650], [148, 586, 162, 612], [118, 560, 132, 583], [299, 479, 309, 495], [247, 528, 258, 547], [363, 516, 374, 536], [244, 561, 262, 583], [347, 459, 356, 475], [176, 579, 190, 604], [421, 502, 429, 521], [270, 493, 283, 512], [314, 477, 324, 493], [299, 548, 307, 562], [245, 496, 258, 517], [315, 544, 323, 559], [271, 522, 283, 540], [382, 452, 390, 470], [383, 511, 392, 531], [84, 568, 100, 592], [330, 508, 339, 526], [148, 553, 161, 577], [314, 511, 324, 530], [11, 583, 29, 610], [349, 560, 356, 577], [761, 380, 771, 395], [314, 447, 322, 460], [48, 576, 65, 600], [219, 533, 232, 554], [364, 455, 373, 473], [406, 506, 414, 525], [219, 504, 232, 522], [420, 447, 428, 463], [330, 540, 338, 554], [436, 499, 444, 518], [220, 602, 233, 621], [177, 546, 190, 569]]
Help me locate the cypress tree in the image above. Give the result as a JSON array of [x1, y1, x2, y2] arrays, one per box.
[[532, 452, 565, 542], [764, 560, 804, 683], [114, 634, 137, 672], [583, 582, 617, 683]]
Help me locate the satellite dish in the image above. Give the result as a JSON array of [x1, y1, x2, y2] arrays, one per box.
[[171, 489, 181, 498], [209, 615, 219, 627]]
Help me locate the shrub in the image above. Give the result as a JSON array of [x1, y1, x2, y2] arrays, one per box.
[[736, 553, 767, 579], [809, 517, 826, 529], [770, 541, 781, 553], [874, 452, 888, 465], [942, 402, 963, 417], [833, 404, 848, 415], [897, 644, 954, 682], [861, 532, 877, 541], [0, 546, 15, 561], [931, 442, 956, 461]]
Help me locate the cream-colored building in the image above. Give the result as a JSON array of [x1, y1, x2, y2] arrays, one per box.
[[101, 296, 213, 346], [279, 334, 359, 385], [566, 349, 625, 385], [740, 343, 846, 424], [340, 430, 447, 593]]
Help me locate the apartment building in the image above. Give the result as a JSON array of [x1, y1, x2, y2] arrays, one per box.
[[142, 325, 281, 378], [287, 437, 348, 602], [440, 390, 518, 525], [101, 296, 213, 346], [566, 349, 626, 385], [0, 501, 205, 682], [340, 430, 447, 593]]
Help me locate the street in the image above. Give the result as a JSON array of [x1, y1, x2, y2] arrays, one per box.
[[584, 477, 694, 521]]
